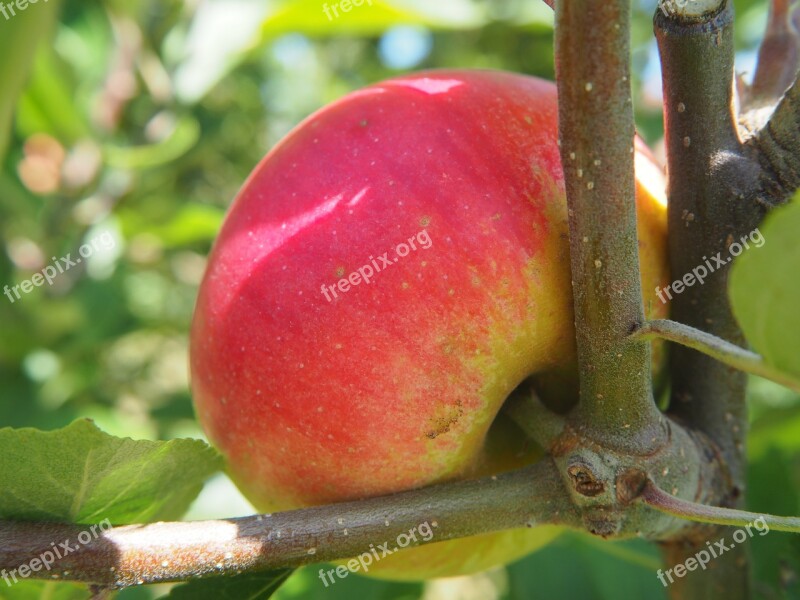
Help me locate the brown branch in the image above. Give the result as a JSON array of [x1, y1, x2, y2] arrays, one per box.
[[749, 74, 800, 205], [749, 0, 799, 105], [655, 0, 753, 494], [655, 1, 766, 597], [0, 460, 579, 587]]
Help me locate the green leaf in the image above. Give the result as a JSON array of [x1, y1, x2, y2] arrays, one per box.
[[0, 419, 223, 524], [153, 204, 226, 247], [504, 531, 665, 600], [161, 570, 293, 600], [172, 0, 484, 103], [747, 447, 800, 597], [729, 198, 800, 380], [273, 565, 423, 600], [15, 43, 90, 146], [0, 580, 89, 600], [0, 0, 62, 162], [103, 116, 201, 170], [749, 404, 800, 460], [260, 0, 483, 39], [119, 202, 226, 248]]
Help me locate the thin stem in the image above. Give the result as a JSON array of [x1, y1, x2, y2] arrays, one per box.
[[503, 383, 565, 448], [0, 461, 578, 587], [642, 480, 800, 532], [555, 0, 665, 452], [634, 319, 800, 393]]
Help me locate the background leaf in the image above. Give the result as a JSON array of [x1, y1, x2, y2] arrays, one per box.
[[260, 0, 484, 39], [161, 570, 293, 600], [502, 532, 665, 600], [0, 0, 62, 162], [730, 197, 800, 379], [0, 580, 89, 600], [0, 419, 222, 524]]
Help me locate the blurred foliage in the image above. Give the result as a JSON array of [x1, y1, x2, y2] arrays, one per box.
[[0, 0, 796, 598]]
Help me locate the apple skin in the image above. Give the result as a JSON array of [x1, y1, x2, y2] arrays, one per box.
[[190, 69, 669, 579]]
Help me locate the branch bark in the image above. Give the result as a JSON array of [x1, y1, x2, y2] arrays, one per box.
[[749, 75, 800, 205], [0, 460, 579, 587], [554, 0, 666, 453], [655, 0, 754, 502], [654, 2, 765, 597]]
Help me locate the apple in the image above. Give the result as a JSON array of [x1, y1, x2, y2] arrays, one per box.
[[190, 69, 669, 579]]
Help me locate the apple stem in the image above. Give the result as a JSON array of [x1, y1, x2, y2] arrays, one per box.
[[641, 479, 800, 533], [633, 319, 800, 393], [502, 384, 565, 447]]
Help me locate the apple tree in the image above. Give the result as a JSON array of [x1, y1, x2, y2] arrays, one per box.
[[1, 1, 800, 599]]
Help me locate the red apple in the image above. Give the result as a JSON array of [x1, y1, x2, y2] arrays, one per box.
[[190, 69, 669, 579]]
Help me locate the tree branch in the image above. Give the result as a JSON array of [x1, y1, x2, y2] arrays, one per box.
[[654, 2, 764, 598], [749, 0, 799, 105], [554, 0, 666, 452], [633, 319, 800, 393], [0, 460, 579, 587], [655, 0, 756, 491], [749, 74, 800, 205]]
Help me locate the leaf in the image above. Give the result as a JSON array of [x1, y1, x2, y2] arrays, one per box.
[[15, 42, 89, 145], [749, 404, 800, 460], [172, 0, 273, 104], [0, 0, 62, 162], [172, 0, 485, 103], [0, 419, 223, 524], [0, 580, 89, 600], [503, 531, 665, 600], [103, 116, 201, 170], [119, 202, 226, 248], [747, 447, 800, 597], [272, 565, 423, 600], [161, 570, 293, 600], [729, 198, 800, 380], [260, 0, 483, 39]]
